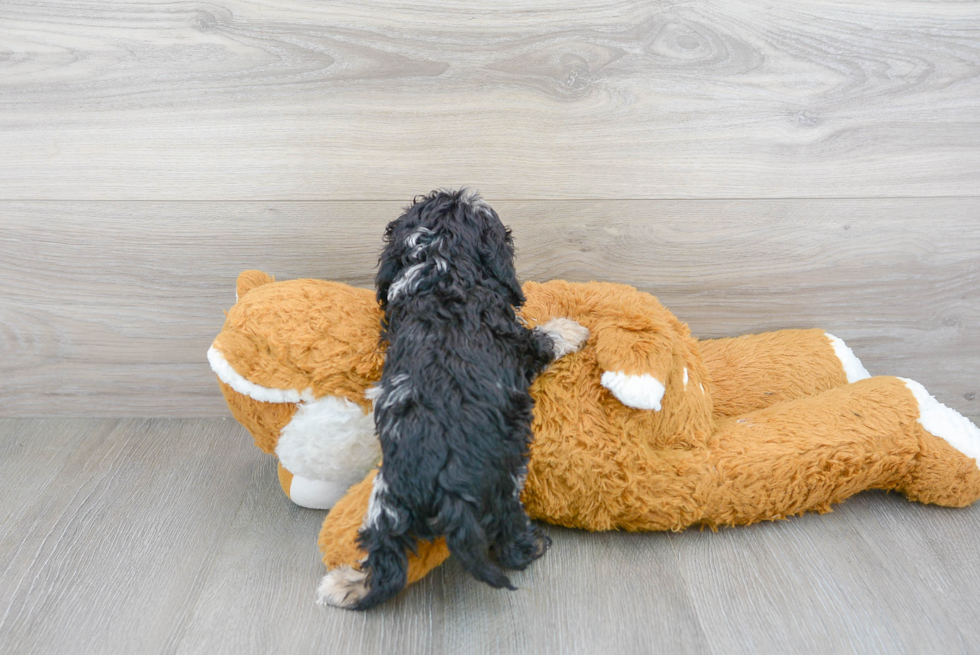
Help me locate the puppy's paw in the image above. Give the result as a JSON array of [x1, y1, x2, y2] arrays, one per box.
[[315, 566, 369, 609], [539, 318, 590, 358], [600, 371, 665, 411], [495, 526, 552, 571]]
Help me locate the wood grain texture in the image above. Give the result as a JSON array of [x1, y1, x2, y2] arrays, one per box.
[[0, 418, 263, 655], [1, 199, 977, 418], [3, 418, 980, 654], [2, 1, 979, 199], [667, 493, 980, 654]]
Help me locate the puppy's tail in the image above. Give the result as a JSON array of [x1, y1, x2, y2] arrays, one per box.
[[440, 497, 515, 591]]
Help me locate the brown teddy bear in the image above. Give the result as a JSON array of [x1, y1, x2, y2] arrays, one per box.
[[209, 270, 980, 608]]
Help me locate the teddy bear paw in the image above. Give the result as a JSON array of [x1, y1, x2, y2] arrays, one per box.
[[538, 318, 590, 358], [600, 372, 666, 411], [315, 565, 370, 609]]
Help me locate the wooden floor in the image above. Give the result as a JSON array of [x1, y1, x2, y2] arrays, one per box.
[[3, 1, 980, 653], [3, 417, 980, 655]]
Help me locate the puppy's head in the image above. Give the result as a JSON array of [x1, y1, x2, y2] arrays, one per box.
[[376, 188, 524, 309]]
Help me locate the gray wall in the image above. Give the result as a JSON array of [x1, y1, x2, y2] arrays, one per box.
[[2, 1, 978, 417]]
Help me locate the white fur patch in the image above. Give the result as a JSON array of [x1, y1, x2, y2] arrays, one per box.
[[275, 395, 381, 485], [364, 470, 399, 528], [683, 367, 689, 389], [380, 374, 412, 409], [600, 372, 666, 411], [207, 345, 315, 403], [901, 378, 980, 469], [316, 566, 369, 609], [538, 318, 590, 358], [288, 475, 352, 510], [388, 262, 426, 300], [825, 333, 871, 383], [405, 226, 432, 249]]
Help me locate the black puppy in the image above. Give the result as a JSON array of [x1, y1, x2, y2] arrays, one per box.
[[316, 189, 588, 610]]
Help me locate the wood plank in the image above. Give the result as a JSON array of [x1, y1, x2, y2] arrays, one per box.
[[0, 418, 264, 655], [668, 492, 980, 654], [0, 418, 117, 543], [4, 419, 980, 654], [1, 1, 979, 199], [172, 451, 448, 655], [1, 199, 977, 417], [440, 527, 710, 655], [0, 199, 980, 416]]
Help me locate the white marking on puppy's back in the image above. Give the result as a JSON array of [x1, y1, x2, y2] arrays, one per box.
[[825, 333, 871, 383], [381, 374, 412, 409], [901, 378, 980, 469], [364, 470, 399, 529]]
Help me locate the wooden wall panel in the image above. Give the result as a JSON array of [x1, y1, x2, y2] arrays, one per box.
[[1, 1, 979, 200], [1, 198, 976, 417]]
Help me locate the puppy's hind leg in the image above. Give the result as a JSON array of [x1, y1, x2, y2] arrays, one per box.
[[349, 527, 412, 610], [317, 471, 411, 610], [440, 497, 516, 590], [316, 528, 410, 611], [491, 494, 551, 571]]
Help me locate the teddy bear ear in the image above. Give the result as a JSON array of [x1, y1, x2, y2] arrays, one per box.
[[236, 270, 275, 301]]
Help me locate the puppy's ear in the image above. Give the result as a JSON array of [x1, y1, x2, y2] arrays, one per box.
[[479, 223, 525, 308], [376, 230, 401, 309], [376, 205, 417, 309]]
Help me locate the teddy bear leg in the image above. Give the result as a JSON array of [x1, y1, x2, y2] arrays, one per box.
[[316, 470, 451, 608], [699, 329, 870, 418], [702, 376, 980, 527]]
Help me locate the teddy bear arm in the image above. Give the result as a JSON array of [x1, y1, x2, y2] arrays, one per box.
[[318, 469, 451, 586], [592, 327, 676, 410], [523, 282, 683, 411]]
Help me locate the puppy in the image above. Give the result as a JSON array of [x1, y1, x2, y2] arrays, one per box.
[[324, 189, 588, 610]]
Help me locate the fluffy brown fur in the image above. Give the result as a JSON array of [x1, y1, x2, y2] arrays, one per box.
[[211, 271, 980, 598]]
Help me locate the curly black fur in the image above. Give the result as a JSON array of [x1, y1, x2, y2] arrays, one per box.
[[353, 189, 557, 610]]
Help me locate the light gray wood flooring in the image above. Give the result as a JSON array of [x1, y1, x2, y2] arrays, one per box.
[[3, 417, 980, 655]]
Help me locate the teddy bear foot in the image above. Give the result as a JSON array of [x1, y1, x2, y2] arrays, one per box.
[[897, 378, 980, 507], [315, 565, 370, 609], [278, 465, 352, 510]]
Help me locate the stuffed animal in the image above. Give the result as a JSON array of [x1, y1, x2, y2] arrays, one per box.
[[209, 270, 980, 608]]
